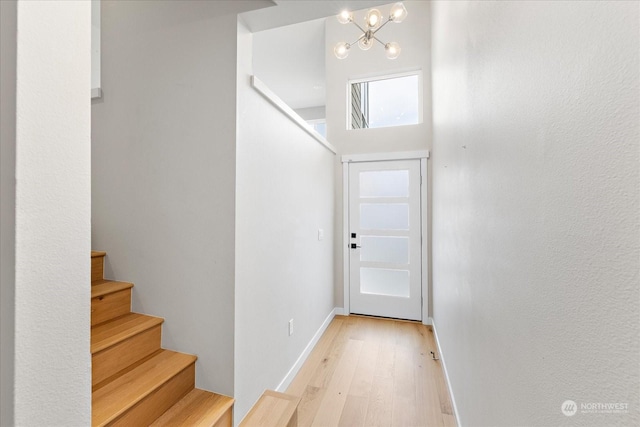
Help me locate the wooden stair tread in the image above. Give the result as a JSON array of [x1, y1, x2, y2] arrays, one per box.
[[92, 250, 107, 258], [91, 313, 164, 354], [149, 388, 234, 427], [91, 279, 133, 296], [92, 349, 197, 427]]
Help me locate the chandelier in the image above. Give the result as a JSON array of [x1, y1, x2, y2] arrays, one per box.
[[334, 2, 407, 60]]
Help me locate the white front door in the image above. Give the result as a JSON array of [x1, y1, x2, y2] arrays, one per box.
[[348, 159, 422, 321]]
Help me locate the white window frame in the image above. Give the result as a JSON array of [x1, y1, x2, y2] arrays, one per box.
[[346, 69, 424, 131]]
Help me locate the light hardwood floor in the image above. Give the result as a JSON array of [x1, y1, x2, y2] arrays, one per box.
[[286, 315, 456, 427]]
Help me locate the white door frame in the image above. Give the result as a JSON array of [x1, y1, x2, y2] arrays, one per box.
[[341, 150, 430, 324]]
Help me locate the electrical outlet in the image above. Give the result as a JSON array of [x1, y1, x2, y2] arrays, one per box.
[[288, 319, 294, 336], [318, 228, 324, 241]]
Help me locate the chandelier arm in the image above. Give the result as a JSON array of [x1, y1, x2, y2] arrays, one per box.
[[351, 34, 366, 46], [372, 35, 388, 46], [372, 18, 392, 34], [351, 21, 368, 34]]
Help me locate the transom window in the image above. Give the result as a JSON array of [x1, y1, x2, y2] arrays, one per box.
[[349, 72, 422, 130]]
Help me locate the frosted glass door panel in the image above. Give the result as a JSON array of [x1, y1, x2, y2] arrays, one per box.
[[359, 170, 409, 198], [360, 203, 409, 230], [360, 268, 410, 298], [360, 236, 409, 264]]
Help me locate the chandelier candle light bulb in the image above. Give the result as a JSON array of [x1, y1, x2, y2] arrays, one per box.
[[385, 42, 401, 59], [334, 41, 350, 59], [334, 3, 406, 60], [337, 10, 353, 24], [365, 9, 382, 29], [390, 2, 408, 23]]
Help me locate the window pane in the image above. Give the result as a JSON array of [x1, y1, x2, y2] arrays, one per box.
[[350, 74, 420, 130], [360, 203, 409, 230], [360, 236, 409, 264], [360, 268, 410, 297], [360, 170, 409, 198], [313, 122, 326, 138]]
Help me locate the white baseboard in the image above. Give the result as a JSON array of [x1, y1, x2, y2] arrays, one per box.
[[275, 307, 338, 392], [431, 317, 462, 426], [334, 307, 347, 316]]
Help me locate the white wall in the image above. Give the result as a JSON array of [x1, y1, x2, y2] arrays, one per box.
[[13, 1, 92, 425], [92, 0, 270, 397], [325, 1, 432, 309], [235, 21, 336, 423], [91, 0, 100, 91], [431, 1, 639, 425], [0, 1, 17, 425], [252, 18, 326, 110], [295, 106, 326, 121]]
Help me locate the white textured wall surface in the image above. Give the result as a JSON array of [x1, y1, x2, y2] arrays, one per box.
[[325, 1, 432, 309], [235, 21, 335, 424], [14, 1, 92, 425], [92, 1, 270, 397], [431, 1, 639, 426], [94, 1, 242, 396], [0, 1, 17, 425]]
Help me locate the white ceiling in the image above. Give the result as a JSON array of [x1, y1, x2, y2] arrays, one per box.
[[241, 0, 391, 33], [243, 0, 392, 111]]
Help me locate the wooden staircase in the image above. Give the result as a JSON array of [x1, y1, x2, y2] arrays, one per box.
[[91, 251, 234, 426]]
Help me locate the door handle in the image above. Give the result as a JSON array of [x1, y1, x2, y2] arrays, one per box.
[[350, 243, 361, 249]]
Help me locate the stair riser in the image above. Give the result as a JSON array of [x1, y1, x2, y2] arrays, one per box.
[[240, 391, 299, 427], [106, 363, 195, 427], [92, 289, 131, 326], [214, 409, 232, 427], [92, 256, 104, 282], [92, 325, 162, 386]]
